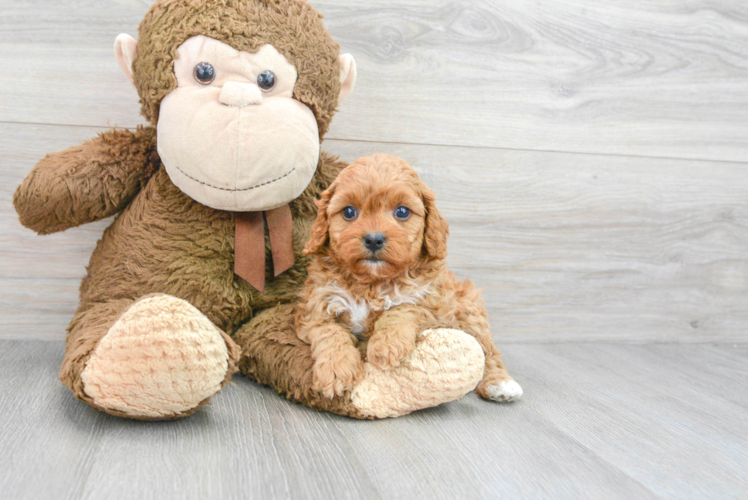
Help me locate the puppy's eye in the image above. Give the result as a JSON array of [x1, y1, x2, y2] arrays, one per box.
[[394, 206, 411, 221], [257, 70, 276, 92], [342, 206, 358, 221], [193, 62, 216, 85]]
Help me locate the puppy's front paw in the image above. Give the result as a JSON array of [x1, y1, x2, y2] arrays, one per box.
[[367, 333, 416, 370], [478, 379, 523, 403], [312, 348, 364, 399]]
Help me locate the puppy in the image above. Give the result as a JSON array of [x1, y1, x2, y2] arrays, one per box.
[[297, 154, 522, 403]]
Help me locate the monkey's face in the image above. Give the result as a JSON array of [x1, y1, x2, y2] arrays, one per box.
[[154, 35, 320, 212]]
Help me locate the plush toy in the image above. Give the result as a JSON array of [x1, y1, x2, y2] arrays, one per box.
[[13, 0, 485, 420]]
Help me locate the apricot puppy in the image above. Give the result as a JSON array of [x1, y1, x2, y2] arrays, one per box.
[[297, 154, 522, 402]]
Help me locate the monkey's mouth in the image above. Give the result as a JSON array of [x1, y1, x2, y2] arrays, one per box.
[[174, 164, 297, 193]]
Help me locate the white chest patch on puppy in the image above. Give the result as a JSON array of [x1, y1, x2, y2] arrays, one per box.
[[322, 282, 431, 337], [324, 285, 370, 335]]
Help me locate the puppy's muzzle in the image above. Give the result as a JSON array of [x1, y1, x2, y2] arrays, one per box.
[[363, 232, 386, 254]]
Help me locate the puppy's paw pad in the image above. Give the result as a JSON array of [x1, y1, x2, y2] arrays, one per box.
[[487, 380, 523, 403]]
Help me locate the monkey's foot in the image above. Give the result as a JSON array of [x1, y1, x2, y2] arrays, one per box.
[[350, 328, 484, 418], [80, 294, 237, 420]]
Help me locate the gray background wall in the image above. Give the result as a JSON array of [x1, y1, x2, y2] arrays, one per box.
[[2, 0, 747, 343]]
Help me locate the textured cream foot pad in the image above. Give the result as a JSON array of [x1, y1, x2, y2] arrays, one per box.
[[81, 294, 230, 418], [351, 328, 485, 418]]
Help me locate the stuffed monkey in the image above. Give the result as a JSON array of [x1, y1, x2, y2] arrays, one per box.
[[13, 0, 485, 420]]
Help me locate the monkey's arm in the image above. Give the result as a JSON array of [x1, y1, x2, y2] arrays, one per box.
[[13, 126, 159, 234]]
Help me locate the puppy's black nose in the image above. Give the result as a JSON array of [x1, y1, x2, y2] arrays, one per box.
[[363, 232, 386, 253]]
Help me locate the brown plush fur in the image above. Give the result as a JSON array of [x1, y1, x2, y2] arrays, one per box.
[[52, 152, 342, 413], [235, 303, 371, 419], [13, 0, 364, 419], [297, 155, 515, 399]]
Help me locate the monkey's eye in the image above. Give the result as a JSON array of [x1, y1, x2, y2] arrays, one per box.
[[394, 206, 411, 221], [193, 62, 215, 85], [341, 206, 358, 221], [257, 70, 276, 92]]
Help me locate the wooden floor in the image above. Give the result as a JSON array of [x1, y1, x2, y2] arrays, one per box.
[[0, 340, 746, 499], [1, 0, 748, 498]]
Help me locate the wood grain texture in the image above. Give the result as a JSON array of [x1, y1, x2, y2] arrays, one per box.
[[3, 123, 747, 342], [1, 0, 747, 161], [1, 340, 746, 499]]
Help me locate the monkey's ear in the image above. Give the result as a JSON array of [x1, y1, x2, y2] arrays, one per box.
[[303, 186, 335, 255], [114, 34, 138, 86], [338, 54, 357, 105]]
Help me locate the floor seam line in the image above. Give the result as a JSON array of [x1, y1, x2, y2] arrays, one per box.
[[1, 120, 746, 166]]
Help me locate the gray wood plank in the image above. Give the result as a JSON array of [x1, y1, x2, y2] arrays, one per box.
[[1, 340, 747, 499], [4, 122, 747, 342], [0, 278, 81, 338], [506, 343, 748, 499], [78, 387, 382, 500], [1, 0, 748, 161], [0, 340, 110, 500]]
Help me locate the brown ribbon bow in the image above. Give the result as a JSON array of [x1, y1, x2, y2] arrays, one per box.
[[234, 204, 295, 292]]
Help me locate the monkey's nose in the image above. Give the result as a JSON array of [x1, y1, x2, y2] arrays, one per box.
[[363, 232, 386, 253], [219, 82, 263, 107]]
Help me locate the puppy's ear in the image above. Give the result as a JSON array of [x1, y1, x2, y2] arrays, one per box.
[[422, 187, 449, 260], [303, 186, 335, 255]]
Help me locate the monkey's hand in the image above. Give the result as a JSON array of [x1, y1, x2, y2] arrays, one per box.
[[13, 126, 159, 234]]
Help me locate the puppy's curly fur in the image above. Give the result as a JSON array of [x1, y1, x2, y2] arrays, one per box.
[[296, 154, 522, 402]]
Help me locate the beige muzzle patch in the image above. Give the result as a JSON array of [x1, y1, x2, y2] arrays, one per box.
[[156, 36, 320, 212]]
